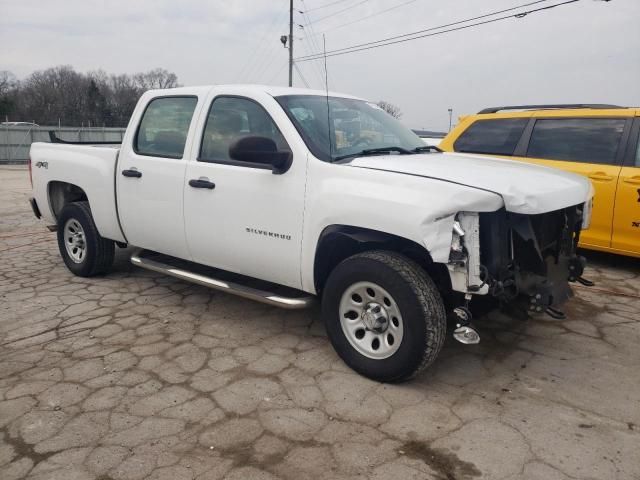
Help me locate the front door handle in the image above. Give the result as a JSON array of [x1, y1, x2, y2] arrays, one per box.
[[622, 176, 640, 186], [122, 169, 142, 178], [588, 171, 614, 182], [189, 178, 216, 189]]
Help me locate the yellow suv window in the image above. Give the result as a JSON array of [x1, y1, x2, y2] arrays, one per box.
[[453, 118, 528, 156], [527, 118, 626, 165]]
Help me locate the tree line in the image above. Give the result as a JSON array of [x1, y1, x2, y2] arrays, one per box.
[[0, 65, 404, 127], [0, 66, 180, 127]]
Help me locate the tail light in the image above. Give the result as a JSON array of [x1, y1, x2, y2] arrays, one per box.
[[28, 157, 33, 187]]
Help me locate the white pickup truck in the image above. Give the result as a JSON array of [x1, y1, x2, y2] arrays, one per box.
[[29, 85, 594, 382]]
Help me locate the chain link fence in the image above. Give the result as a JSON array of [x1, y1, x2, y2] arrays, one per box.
[[0, 125, 126, 164]]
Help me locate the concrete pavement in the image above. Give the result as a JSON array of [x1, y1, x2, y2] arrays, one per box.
[[1, 166, 639, 480]]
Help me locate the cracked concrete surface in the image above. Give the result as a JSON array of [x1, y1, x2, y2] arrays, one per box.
[[1, 165, 639, 480]]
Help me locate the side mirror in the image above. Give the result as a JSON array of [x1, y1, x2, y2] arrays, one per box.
[[228, 136, 292, 175]]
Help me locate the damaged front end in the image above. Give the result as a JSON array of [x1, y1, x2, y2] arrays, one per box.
[[447, 204, 593, 340], [479, 205, 592, 315]]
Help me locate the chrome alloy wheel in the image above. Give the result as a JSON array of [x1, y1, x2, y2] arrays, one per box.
[[338, 281, 404, 359], [64, 218, 87, 263]]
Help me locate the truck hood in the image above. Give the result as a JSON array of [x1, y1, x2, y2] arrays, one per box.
[[349, 152, 593, 215]]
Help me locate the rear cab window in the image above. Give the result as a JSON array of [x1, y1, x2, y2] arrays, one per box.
[[453, 118, 528, 156], [526, 118, 627, 165], [135, 96, 198, 159]]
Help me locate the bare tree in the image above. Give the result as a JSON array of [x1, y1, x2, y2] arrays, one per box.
[[0, 71, 17, 95], [104, 73, 143, 126], [377, 100, 403, 119], [3, 66, 182, 126], [17, 65, 88, 125], [133, 68, 180, 90], [0, 71, 18, 116]]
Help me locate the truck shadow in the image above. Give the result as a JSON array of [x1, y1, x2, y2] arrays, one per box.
[[109, 245, 636, 386]]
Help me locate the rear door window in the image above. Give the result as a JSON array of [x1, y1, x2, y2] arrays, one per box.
[[453, 118, 528, 155], [135, 97, 198, 159], [526, 118, 626, 165]]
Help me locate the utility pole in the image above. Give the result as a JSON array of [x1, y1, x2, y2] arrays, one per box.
[[288, 0, 294, 87]]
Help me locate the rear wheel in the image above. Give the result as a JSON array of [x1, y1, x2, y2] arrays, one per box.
[[322, 250, 446, 382], [57, 201, 115, 277]]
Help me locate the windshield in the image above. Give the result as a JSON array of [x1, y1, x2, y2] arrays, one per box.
[[276, 95, 426, 162]]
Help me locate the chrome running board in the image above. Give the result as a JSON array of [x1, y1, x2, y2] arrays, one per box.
[[130, 250, 314, 310]]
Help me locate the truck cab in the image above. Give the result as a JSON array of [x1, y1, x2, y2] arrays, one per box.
[[116, 87, 309, 289]]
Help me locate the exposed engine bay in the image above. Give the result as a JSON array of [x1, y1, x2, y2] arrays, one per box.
[[481, 204, 592, 306], [447, 204, 592, 343]]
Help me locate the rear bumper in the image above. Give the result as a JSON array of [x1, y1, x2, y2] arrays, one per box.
[[29, 197, 41, 219]]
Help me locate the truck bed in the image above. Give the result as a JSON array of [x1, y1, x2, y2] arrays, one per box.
[[30, 142, 126, 243]]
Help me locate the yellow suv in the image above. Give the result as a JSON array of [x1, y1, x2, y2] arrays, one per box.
[[440, 104, 640, 258]]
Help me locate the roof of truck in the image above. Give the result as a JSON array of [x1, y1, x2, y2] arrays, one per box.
[[145, 84, 363, 100], [258, 85, 363, 99]]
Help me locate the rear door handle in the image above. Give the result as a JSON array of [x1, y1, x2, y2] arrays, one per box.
[[588, 171, 614, 182], [188, 178, 216, 189], [122, 169, 142, 178], [622, 176, 640, 186]]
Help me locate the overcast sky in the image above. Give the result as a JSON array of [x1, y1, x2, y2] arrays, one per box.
[[1, 0, 638, 130]]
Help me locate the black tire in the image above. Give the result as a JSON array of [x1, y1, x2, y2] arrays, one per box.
[[56, 201, 115, 277], [322, 250, 446, 382]]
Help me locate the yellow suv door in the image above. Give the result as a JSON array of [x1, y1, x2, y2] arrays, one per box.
[[611, 117, 640, 256], [521, 113, 631, 249]]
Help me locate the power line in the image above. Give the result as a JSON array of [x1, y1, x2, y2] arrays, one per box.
[[242, 15, 289, 81], [299, 2, 331, 87], [250, 44, 286, 83], [296, 0, 585, 62], [311, 0, 420, 36], [303, 0, 352, 13], [304, 0, 369, 26], [299, 32, 328, 87], [297, 3, 324, 86], [293, 62, 311, 87], [235, 7, 289, 81], [297, 0, 550, 59], [266, 62, 288, 84]]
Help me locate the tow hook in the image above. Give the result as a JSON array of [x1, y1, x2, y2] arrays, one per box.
[[545, 306, 566, 320], [529, 290, 567, 319], [568, 255, 595, 287], [575, 276, 595, 287], [528, 291, 551, 315], [452, 297, 480, 345]]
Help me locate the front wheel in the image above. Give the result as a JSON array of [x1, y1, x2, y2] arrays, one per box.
[[56, 201, 115, 277], [322, 251, 446, 382]]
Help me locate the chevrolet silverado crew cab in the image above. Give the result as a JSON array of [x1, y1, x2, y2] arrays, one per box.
[[29, 85, 594, 382]]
